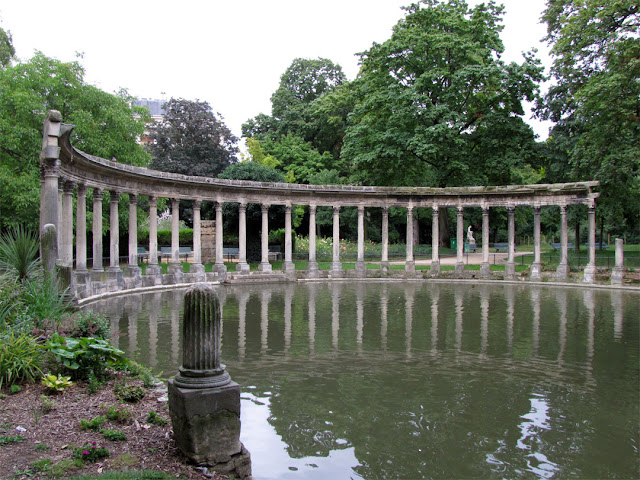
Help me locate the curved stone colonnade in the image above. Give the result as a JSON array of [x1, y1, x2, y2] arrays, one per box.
[[39, 110, 601, 299]]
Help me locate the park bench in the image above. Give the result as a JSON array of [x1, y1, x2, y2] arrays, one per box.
[[551, 243, 574, 250], [268, 245, 282, 261], [137, 246, 149, 263], [464, 242, 478, 253], [586, 242, 607, 249], [160, 246, 192, 262], [223, 247, 239, 261], [492, 243, 516, 252]]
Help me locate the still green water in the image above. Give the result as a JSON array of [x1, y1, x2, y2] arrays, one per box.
[[86, 282, 639, 479]]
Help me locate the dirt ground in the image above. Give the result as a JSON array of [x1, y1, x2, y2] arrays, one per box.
[[0, 375, 229, 479]]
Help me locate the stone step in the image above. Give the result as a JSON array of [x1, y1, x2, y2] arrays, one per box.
[[224, 272, 289, 284]]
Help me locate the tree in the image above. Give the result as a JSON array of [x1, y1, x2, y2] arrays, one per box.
[[342, 0, 544, 188], [148, 98, 238, 177], [540, 0, 640, 236], [0, 51, 151, 231], [0, 26, 16, 68]]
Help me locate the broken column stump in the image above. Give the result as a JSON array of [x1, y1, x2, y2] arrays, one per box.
[[168, 284, 251, 477]]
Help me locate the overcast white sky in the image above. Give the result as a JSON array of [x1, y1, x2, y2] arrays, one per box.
[[1, 0, 553, 142]]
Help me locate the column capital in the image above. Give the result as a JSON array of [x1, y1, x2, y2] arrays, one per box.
[[507, 205, 515, 214], [457, 205, 464, 214], [62, 179, 76, 193], [285, 204, 292, 214], [333, 205, 340, 215], [110, 190, 120, 202], [76, 183, 87, 196], [171, 197, 180, 206], [358, 205, 365, 214], [93, 187, 103, 198], [129, 193, 138, 205], [532, 205, 541, 214], [309, 204, 317, 214], [482, 205, 490, 215], [148, 194, 157, 205], [432, 206, 439, 217], [382, 205, 389, 215], [261, 203, 270, 213], [215, 201, 223, 211], [193, 199, 202, 210], [42, 158, 60, 177], [559, 204, 567, 214], [238, 202, 247, 212]]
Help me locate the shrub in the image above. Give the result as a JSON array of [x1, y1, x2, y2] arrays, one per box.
[[79, 415, 106, 431], [0, 333, 43, 388], [69, 311, 110, 339], [114, 383, 146, 403], [105, 405, 133, 423], [45, 334, 128, 381], [101, 428, 127, 441], [19, 276, 71, 331], [73, 442, 110, 462], [39, 395, 57, 413], [146, 410, 167, 426], [0, 225, 40, 282]]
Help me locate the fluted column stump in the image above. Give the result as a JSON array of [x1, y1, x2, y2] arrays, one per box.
[[168, 284, 251, 477], [611, 238, 624, 285]]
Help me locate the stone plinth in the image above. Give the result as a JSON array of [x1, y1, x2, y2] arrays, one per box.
[[168, 284, 251, 477], [355, 261, 367, 278], [201, 220, 215, 265]]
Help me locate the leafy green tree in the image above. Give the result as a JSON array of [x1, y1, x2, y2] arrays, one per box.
[[342, 0, 544, 188], [0, 51, 151, 231], [540, 0, 639, 236], [0, 26, 16, 68], [148, 98, 238, 177]]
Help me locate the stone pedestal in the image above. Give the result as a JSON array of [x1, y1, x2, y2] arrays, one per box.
[[455, 262, 465, 275], [611, 267, 624, 285], [258, 262, 272, 273], [168, 284, 251, 477], [167, 263, 184, 284], [329, 262, 343, 278], [505, 262, 516, 279], [235, 262, 250, 274], [123, 265, 142, 289], [75, 270, 91, 298], [405, 261, 416, 277], [307, 261, 320, 278], [201, 220, 215, 265], [429, 261, 440, 277], [582, 264, 596, 284], [556, 263, 569, 281], [480, 262, 492, 278], [355, 261, 367, 278], [190, 263, 206, 282], [380, 261, 390, 275], [529, 262, 542, 281]]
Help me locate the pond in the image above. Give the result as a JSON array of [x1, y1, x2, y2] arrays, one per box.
[[85, 282, 639, 479]]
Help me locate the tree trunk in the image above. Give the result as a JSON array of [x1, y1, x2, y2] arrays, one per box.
[[439, 209, 449, 247], [575, 219, 580, 252], [413, 218, 419, 246]]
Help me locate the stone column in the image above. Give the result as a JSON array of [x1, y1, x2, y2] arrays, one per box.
[[283, 204, 295, 276], [611, 238, 624, 285], [258, 204, 272, 273], [214, 202, 227, 277], [406, 206, 415, 275], [107, 191, 123, 289], [556, 204, 569, 280], [124, 193, 142, 286], [480, 206, 491, 277], [583, 204, 597, 283], [355, 205, 366, 277], [167, 198, 184, 279], [191, 200, 205, 278], [431, 206, 440, 276], [455, 206, 465, 274], [61, 180, 75, 267], [75, 184, 88, 272], [505, 206, 516, 278], [236, 203, 250, 274], [41, 162, 60, 235], [330, 206, 342, 277], [57, 178, 63, 257], [146, 195, 162, 279], [381, 206, 390, 274], [92, 188, 104, 274], [530, 206, 542, 280], [168, 285, 251, 476], [308, 205, 319, 277]]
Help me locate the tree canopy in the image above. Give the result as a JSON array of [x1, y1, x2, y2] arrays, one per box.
[[540, 0, 639, 235], [148, 98, 238, 177], [0, 51, 150, 231], [341, 0, 544, 188]]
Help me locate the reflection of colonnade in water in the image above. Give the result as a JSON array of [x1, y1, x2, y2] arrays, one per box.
[[92, 284, 631, 379]]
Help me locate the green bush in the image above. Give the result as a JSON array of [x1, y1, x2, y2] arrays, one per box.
[[137, 228, 193, 247], [114, 383, 146, 403], [0, 333, 43, 388], [70, 312, 110, 339], [105, 405, 133, 423], [73, 442, 110, 462], [19, 276, 71, 331], [101, 428, 127, 441], [45, 334, 128, 381], [79, 415, 106, 431], [0, 225, 40, 282]]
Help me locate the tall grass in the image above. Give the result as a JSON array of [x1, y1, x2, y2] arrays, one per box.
[[0, 332, 43, 388]]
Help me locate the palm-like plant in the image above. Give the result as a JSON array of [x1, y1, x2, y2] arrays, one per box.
[[0, 226, 40, 282]]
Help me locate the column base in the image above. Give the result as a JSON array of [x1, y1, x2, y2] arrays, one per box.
[[214, 263, 227, 282], [329, 262, 343, 278], [505, 262, 516, 278], [123, 265, 142, 289], [236, 262, 250, 274], [556, 263, 569, 281], [455, 262, 465, 275], [307, 261, 320, 278], [107, 267, 124, 290], [430, 261, 440, 277], [355, 261, 367, 277], [405, 261, 416, 277], [282, 261, 295, 273], [258, 262, 272, 273], [380, 261, 391, 275], [190, 263, 206, 282], [74, 270, 91, 299], [480, 262, 491, 278], [611, 266, 624, 285], [143, 264, 163, 287], [529, 262, 542, 281], [582, 264, 596, 284], [167, 263, 184, 284]]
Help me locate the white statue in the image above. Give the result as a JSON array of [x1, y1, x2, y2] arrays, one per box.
[[467, 225, 475, 244]]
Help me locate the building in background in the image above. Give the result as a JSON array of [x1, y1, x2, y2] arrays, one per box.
[[133, 98, 166, 144]]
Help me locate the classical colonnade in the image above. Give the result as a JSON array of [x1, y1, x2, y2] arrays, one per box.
[[39, 110, 601, 298]]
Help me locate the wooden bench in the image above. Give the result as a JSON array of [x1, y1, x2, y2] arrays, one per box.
[[492, 243, 515, 252], [137, 246, 149, 263], [160, 246, 192, 261], [464, 242, 478, 253], [223, 247, 239, 261], [587, 242, 607, 249]]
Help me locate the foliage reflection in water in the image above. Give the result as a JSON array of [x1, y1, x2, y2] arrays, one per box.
[[85, 282, 639, 480]]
